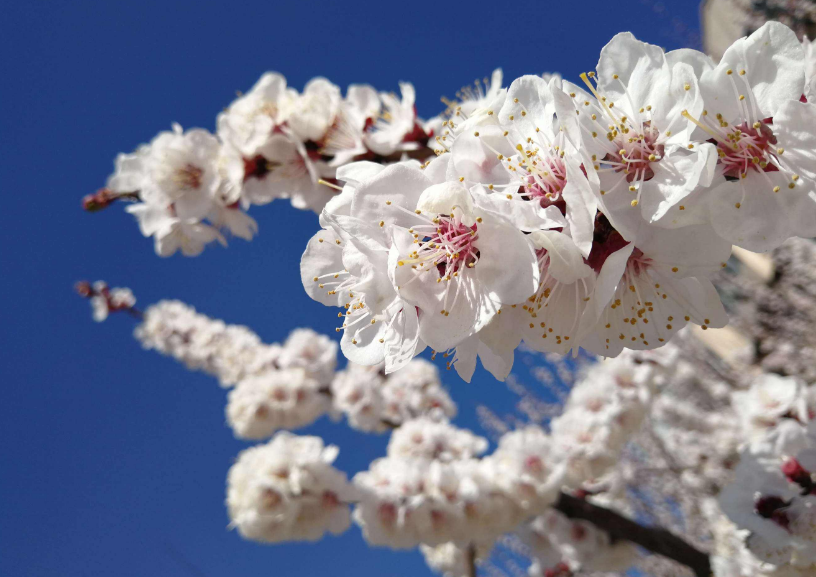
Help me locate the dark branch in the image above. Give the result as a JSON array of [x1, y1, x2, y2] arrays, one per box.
[[465, 543, 477, 577], [554, 492, 711, 577]]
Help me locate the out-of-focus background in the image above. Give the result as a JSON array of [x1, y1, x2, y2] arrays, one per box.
[[0, 1, 811, 576]]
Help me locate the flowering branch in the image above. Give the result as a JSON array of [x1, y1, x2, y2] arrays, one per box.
[[75, 280, 141, 321], [465, 543, 477, 577], [553, 492, 711, 577]]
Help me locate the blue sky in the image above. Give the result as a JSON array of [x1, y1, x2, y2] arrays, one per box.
[[0, 2, 702, 576]]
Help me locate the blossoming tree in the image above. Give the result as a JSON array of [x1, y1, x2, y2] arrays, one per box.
[[79, 21, 816, 577]]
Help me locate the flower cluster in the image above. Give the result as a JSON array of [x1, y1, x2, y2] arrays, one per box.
[[520, 509, 636, 575], [330, 359, 456, 432], [352, 419, 522, 549], [720, 374, 816, 570], [134, 300, 334, 387], [549, 352, 657, 486], [226, 432, 355, 543], [75, 280, 136, 322], [303, 21, 816, 375], [350, 350, 659, 553], [132, 299, 459, 438], [732, 372, 814, 441], [95, 74, 439, 256]]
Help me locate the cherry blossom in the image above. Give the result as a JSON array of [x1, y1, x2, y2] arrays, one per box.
[[678, 22, 816, 251], [226, 432, 355, 543]]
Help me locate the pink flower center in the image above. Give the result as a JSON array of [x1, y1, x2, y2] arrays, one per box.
[[415, 216, 479, 277], [243, 155, 284, 182], [604, 122, 664, 183], [523, 156, 568, 208], [715, 121, 779, 180], [378, 502, 398, 526], [585, 214, 631, 273], [754, 495, 791, 530], [174, 164, 204, 189]]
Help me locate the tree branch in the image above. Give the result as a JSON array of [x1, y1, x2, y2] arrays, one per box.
[[465, 543, 477, 577], [553, 492, 711, 577]]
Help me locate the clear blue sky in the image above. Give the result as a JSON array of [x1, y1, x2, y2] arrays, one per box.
[[0, 2, 702, 576]]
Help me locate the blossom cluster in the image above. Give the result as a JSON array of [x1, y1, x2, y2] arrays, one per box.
[[75, 280, 136, 322], [226, 432, 355, 543], [94, 74, 440, 256], [81, 283, 686, 574], [348, 350, 659, 555], [132, 299, 456, 438], [520, 509, 636, 575], [719, 373, 816, 570], [330, 360, 457, 432], [549, 352, 657, 486], [352, 419, 524, 549], [303, 21, 816, 377]]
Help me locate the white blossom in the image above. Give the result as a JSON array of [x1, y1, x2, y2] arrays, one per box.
[[720, 415, 816, 568], [485, 426, 565, 512], [226, 368, 330, 439], [331, 359, 456, 432], [733, 373, 808, 438], [226, 432, 355, 543], [420, 542, 492, 577], [521, 509, 637, 574], [86, 281, 136, 322], [277, 328, 338, 385], [353, 456, 521, 548], [674, 23, 816, 251], [386, 418, 488, 462]]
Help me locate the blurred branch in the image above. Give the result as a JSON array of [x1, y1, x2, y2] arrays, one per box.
[[554, 492, 711, 577]]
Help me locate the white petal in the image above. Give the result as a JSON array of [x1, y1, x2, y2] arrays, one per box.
[[383, 302, 422, 374], [642, 143, 718, 223], [475, 216, 539, 304], [715, 21, 805, 117], [596, 32, 668, 118], [529, 230, 593, 284], [449, 124, 514, 186], [300, 228, 346, 307], [417, 182, 473, 215], [350, 164, 431, 225]]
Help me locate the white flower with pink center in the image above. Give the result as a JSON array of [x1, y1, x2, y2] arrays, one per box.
[[301, 170, 425, 373], [386, 418, 488, 463], [485, 426, 565, 512], [364, 82, 428, 157], [559, 33, 717, 242], [109, 124, 224, 222], [580, 214, 730, 356], [279, 77, 342, 143], [222, 133, 336, 212], [226, 368, 331, 439], [720, 419, 816, 567], [677, 22, 816, 251], [495, 74, 600, 254], [217, 72, 289, 158], [350, 170, 539, 353], [226, 432, 355, 544]]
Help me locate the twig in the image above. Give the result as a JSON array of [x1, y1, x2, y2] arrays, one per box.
[[465, 542, 477, 577], [553, 492, 711, 577]]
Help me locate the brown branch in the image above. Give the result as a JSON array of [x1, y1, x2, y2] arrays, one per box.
[[553, 492, 711, 577], [465, 543, 477, 577]]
